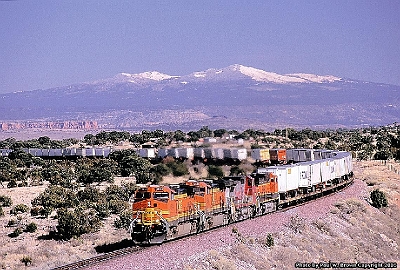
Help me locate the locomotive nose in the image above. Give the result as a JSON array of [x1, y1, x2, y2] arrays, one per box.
[[141, 207, 161, 226]]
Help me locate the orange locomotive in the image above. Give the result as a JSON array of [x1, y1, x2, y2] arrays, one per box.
[[129, 173, 279, 244]]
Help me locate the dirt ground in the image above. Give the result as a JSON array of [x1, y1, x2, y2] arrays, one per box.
[[0, 160, 399, 269], [354, 160, 400, 206]]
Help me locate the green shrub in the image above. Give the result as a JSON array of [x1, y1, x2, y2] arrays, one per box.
[[109, 199, 129, 214], [40, 207, 53, 217], [114, 210, 133, 230], [7, 218, 17, 227], [95, 199, 110, 219], [265, 233, 274, 247], [9, 227, 23, 238], [77, 186, 103, 208], [7, 179, 17, 188], [11, 204, 29, 214], [232, 227, 238, 234], [0, 195, 12, 207], [166, 161, 189, 177], [31, 185, 78, 216], [30, 206, 42, 216], [208, 165, 224, 178], [370, 189, 388, 208], [21, 255, 32, 266], [151, 163, 172, 184], [152, 163, 172, 176], [172, 163, 189, 176], [230, 165, 245, 176], [105, 185, 129, 201], [25, 222, 38, 233], [122, 182, 137, 199], [18, 181, 28, 187], [57, 208, 101, 240]]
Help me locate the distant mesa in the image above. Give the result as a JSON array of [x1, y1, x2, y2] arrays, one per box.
[[0, 121, 98, 131]]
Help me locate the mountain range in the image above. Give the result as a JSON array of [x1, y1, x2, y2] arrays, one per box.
[[1, 64, 399, 131]]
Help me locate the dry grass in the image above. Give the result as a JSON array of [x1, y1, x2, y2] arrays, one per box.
[[0, 183, 131, 270], [285, 214, 306, 234], [207, 249, 238, 270], [199, 202, 400, 269]]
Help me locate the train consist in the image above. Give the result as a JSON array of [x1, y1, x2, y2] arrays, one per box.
[[1, 146, 334, 164], [0, 147, 112, 158], [129, 149, 353, 245], [0, 146, 248, 160]]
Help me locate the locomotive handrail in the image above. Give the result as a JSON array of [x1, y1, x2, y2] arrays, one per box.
[[158, 214, 169, 231], [128, 211, 142, 234]]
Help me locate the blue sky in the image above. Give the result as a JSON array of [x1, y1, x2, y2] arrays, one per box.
[[1, 0, 399, 93]]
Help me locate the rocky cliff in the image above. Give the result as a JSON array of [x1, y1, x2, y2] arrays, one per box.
[[0, 121, 98, 131]]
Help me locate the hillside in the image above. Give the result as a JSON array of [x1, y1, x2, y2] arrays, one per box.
[[179, 161, 400, 270], [0, 161, 399, 269]]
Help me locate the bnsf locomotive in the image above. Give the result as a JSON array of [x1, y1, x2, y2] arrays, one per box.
[[129, 150, 353, 245]]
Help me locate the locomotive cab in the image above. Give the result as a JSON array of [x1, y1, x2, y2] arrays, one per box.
[[252, 172, 279, 198], [130, 185, 172, 245]]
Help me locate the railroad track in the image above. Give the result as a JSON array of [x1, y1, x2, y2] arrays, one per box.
[[275, 178, 354, 213], [52, 178, 353, 270], [51, 246, 143, 270]]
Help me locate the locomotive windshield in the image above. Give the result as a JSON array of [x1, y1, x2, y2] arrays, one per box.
[[253, 173, 271, 185], [134, 191, 151, 202], [153, 192, 169, 200]]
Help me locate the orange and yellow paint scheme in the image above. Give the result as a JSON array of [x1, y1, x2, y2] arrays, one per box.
[[129, 175, 279, 244]]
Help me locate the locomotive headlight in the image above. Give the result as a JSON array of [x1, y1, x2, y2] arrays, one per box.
[[137, 218, 141, 223], [155, 219, 159, 223]]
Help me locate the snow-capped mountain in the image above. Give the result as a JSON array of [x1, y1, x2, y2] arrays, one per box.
[[0, 64, 398, 130], [107, 64, 343, 85], [115, 71, 178, 83], [183, 64, 343, 84]]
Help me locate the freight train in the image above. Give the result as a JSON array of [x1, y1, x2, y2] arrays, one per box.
[[129, 149, 353, 245], [0, 147, 112, 158], [1, 146, 332, 165]]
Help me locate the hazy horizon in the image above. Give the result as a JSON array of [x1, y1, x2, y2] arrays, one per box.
[[1, 1, 400, 94]]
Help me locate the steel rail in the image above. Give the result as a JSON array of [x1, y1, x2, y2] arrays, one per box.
[[51, 246, 142, 270]]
